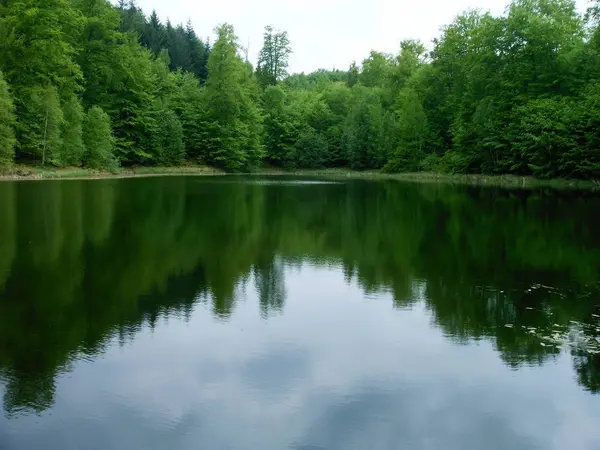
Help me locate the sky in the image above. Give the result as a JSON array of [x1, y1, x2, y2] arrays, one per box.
[[130, 0, 590, 73]]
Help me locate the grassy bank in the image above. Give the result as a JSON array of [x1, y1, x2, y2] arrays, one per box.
[[254, 168, 599, 190], [0, 164, 598, 190], [0, 164, 224, 181]]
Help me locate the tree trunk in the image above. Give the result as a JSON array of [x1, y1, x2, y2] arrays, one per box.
[[42, 108, 49, 166]]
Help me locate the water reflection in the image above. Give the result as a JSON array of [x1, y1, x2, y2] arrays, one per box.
[[0, 176, 599, 420]]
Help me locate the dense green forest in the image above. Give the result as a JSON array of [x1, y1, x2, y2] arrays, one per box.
[[2, 0, 600, 177], [0, 178, 599, 413]]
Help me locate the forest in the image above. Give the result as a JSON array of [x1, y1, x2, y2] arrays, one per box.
[[1, 0, 600, 178]]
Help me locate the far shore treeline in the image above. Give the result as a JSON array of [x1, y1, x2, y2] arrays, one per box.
[[1, 0, 600, 179]]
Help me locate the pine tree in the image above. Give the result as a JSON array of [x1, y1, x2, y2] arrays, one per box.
[[143, 10, 167, 56], [199, 39, 211, 83], [118, 0, 146, 35], [185, 20, 208, 81], [162, 21, 191, 72], [0, 70, 16, 168], [83, 106, 117, 170]]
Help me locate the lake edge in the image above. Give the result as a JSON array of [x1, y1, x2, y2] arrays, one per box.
[[0, 166, 597, 190]]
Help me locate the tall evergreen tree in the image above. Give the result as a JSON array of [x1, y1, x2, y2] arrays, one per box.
[[118, 0, 145, 35], [185, 20, 209, 82], [199, 39, 212, 82], [142, 10, 167, 56]]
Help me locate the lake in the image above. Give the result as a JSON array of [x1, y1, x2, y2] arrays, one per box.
[[1, 176, 600, 450]]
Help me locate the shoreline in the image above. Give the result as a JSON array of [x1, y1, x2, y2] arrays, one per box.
[[0, 165, 225, 181], [0, 165, 597, 190], [289, 170, 599, 190], [254, 169, 599, 190]]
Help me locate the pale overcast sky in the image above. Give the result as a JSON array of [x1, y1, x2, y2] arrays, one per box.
[[129, 0, 590, 73]]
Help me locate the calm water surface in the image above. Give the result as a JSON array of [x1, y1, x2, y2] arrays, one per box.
[[1, 176, 600, 450]]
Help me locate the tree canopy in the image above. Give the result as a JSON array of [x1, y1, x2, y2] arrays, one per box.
[[0, 0, 599, 178]]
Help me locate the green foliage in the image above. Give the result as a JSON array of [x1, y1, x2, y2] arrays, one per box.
[[60, 94, 85, 166], [0, 70, 16, 168], [420, 152, 471, 174], [566, 81, 600, 179], [172, 71, 207, 160], [0, 0, 599, 177], [389, 41, 426, 93], [284, 69, 347, 91], [153, 107, 185, 165], [359, 51, 393, 88], [347, 62, 359, 88], [202, 24, 263, 171], [144, 10, 167, 55], [73, 0, 125, 108], [119, 7, 210, 82], [262, 87, 339, 169], [508, 98, 576, 178], [0, 0, 84, 96], [385, 87, 429, 172], [294, 131, 328, 168], [320, 83, 353, 166], [83, 106, 117, 170], [343, 88, 386, 170], [107, 39, 157, 163], [19, 86, 64, 165], [257, 26, 292, 87], [261, 85, 295, 166]]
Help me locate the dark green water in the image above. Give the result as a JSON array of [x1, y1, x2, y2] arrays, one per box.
[[1, 176, 600, 450]]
